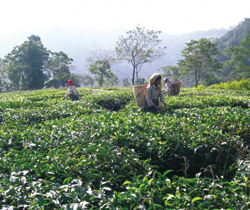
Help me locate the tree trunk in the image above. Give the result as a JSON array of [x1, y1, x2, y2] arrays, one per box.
[[132, 66, 136, 85], [195, 69, 198, 88], [136, 70, 139, 85], [22, 75, 26, 90], [100, 73, 104, 87]]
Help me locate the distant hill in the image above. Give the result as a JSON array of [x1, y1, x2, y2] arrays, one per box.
[[216, 18, 250, 62], [215, 18, 250, 79], [0, 25, 234, 82], [41, 26, 230, 79]]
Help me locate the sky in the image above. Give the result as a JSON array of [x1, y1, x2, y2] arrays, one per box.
[[0, 0, 249, 38]]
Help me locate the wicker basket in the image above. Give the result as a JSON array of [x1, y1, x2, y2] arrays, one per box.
[[172, 82, 181, 95], [132, 84, 147, 108]]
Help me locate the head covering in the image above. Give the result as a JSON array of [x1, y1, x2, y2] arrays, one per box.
[[164, 77, 169, 82], [68, 80, 76, 87], [149, 73, 162, 85]]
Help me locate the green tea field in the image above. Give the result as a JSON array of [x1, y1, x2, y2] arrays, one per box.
[[0, 87, 250, 209]]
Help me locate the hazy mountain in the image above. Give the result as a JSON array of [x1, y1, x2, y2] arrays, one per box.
[[42, 26, 230, 79], [216, 18, 250, 62], [211, 18, 250, 80], [0, 25, 233, 81]]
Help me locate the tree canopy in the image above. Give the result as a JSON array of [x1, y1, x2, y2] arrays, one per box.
[[89, 59, 112, 87], [2, 35, 75, 90], [5, 35, 49, 90], [45, 51, 73, 88], [224, 34, 250, 80], [115, 26, 166, 85], [86, 50, 118, 87], [178, 38, 222, 88]]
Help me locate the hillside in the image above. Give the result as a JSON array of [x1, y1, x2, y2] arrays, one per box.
[[216, 18, 250, 63], [213, 18, 250, 80]]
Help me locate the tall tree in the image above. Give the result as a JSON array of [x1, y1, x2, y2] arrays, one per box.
[[89, 59, 112, 87], [178, 38, 221, 88], [115, 26, 166, 85], [5, 35, 49, 90], [86, 50, 117, 86], [45, 51, 73, 88], [224, 34, 250, 80]]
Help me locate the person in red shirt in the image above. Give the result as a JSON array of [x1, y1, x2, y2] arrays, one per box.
[[63, 80, 80, 100]]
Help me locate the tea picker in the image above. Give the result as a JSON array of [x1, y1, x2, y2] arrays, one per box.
[[163, 77, 181, 96], [133, 73, 168, 112], [63, 80, 80, 101]]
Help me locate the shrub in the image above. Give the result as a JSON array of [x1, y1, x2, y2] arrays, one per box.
[[208, 79, 250, 90], [197, 85, 206, 89]]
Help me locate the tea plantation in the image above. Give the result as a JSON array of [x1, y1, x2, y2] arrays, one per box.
[[0, 87, 250, 209]]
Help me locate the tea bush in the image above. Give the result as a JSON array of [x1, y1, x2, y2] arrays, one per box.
[[208, 79, 250, 90], [0, 87, 250, 209]]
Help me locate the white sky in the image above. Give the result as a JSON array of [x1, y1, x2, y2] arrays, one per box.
[[0, 0, 249, 38]]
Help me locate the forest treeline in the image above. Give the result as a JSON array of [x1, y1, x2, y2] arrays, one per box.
[[0, 18, 250, 91]]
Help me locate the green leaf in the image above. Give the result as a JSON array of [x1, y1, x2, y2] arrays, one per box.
[[163, 170, 173, 176], [123, 181, 131, 185], [163, 194, 174, 200], [63, 177, 72, 185], [191, 197, 202, 203]]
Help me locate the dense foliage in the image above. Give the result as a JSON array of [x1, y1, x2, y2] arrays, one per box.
[[224, 34, 250, 80], [0, 36, 96, 91], [1, 35, 75, 91], [208, 79, 250, 90], [216, 18, 250, 64], [178, 38, 221, 88], [216, 18, 250, 81], [0, 87, 250, 209], [89, 60, 119, 87], [5, 35, 49, 90]]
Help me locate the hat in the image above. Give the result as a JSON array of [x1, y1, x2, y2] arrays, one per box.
[[68, 80, 76, 87], [164, 77, 169, 81], [149, 73, 162, 85]]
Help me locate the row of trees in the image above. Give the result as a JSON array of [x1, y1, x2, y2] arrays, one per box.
[[0, 35, 119, 91], [1, 26, 249, 91], [0, 35, 121, 91]]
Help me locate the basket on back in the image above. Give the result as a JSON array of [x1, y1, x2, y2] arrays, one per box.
[[172, 82, 181, 95], [132, 84, 147, 108]]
